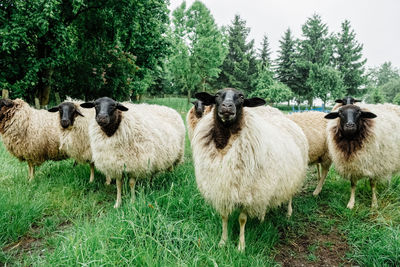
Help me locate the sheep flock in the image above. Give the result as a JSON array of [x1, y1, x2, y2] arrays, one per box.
[[0, 89, 399, 251]]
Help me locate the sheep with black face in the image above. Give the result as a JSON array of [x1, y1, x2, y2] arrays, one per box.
[[332, 96, 361, 111], [192, 88, 308, 251], [0, 98, 67, 180], [48, 99, 110, 184], [325, 103, 400, 209], [186, 100, 213, 141], [81, 97, 185, 208]]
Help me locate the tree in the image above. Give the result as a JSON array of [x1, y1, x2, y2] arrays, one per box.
[[168, 1, 226, 101], [215, 15, 258, 94], [307, 64, 344, 105], [295, 14, 333, 105], [368, 62, 400, 87], [259, 35, 272, 70], [334, 20, 367, 96]]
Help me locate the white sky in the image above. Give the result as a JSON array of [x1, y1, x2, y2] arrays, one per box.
[[168, 0, 400, 69]]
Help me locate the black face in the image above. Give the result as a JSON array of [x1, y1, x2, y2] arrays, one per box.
[[48, 102, 84, 129], [80, 97, 128, 128], [335, 96, 361, 105], [195, 88, 266, 125], [192, 100, 205, 117], [325, 105, 377, 136]]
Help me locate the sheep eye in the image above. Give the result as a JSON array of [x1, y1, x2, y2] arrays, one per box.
[[239, 95, 244, 99]]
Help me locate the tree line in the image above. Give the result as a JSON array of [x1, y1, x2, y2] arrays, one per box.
[[1, 0, 398, 107]]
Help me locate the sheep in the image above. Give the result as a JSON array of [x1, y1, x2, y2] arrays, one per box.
[[81, 97, 185, 208], [48, 99, 111, 184], [186, 100, 213, 141], [287, 111, 332, 196], [192, 88, 308, 251], [325, 103, 400, 209], [0, 98, 67, 180]]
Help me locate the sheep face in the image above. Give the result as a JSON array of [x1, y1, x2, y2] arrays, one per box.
[[195, 88, 265, 126], [191, 100, 206, 118], [48, 102, 84, 129], [335, 96, 361, 105], [81, 97, 128, 137], [325, 105, 377, 137]]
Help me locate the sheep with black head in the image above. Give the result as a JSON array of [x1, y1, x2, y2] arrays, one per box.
[[192, 88, 308, 251], [186, 100, 213, 141], [325, 103, 400, 209], [48, 98, 111, 184], [81, 97, 185, 208]]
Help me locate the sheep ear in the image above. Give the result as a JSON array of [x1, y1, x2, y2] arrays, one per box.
[[75, 108, 84, 117], [48, 106, 59, 112], [80, 102, 94, 108], [116, 103, 128, 111], [335, 99, 343, 104], [195, 92, 215, 105], [244, 97, 266, 107], [325, 112, 339, 119], [191, 101, 196, 105], [0, 99, 13, 107], [354, 99, 361, 103], [361, 111, 377, 119]]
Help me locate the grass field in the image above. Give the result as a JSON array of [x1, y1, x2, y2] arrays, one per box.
[[1, 97, 400, 266]]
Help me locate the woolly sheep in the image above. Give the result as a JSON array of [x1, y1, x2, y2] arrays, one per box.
[[0, 98, 67, 180], [192, 88, 308, 251], [81, 97, 185, 208], [325, 103, 400, 209], [48, 99, 111, 184], [186, 100, 213, 141], [287, 111, 332, 196]]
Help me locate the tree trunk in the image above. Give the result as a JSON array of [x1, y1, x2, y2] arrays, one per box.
[[2, 89, 9, 99], [36, 35, 53, 108], [202, 77, 206, 92]]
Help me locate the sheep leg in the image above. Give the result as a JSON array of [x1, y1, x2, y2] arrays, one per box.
[[114, 178, 122, 208], [28, 162, 35, 181], [89, 162, 95, 183], [129, 177, 136, 204], [370, 179, 378, 209], [105, 176, 111, 186], [287, 198, 293, 217], [237, 212, 247, 251], [313, 164, 329, 196], [347, 179, 357, 209], [218, 214, 229, 247]]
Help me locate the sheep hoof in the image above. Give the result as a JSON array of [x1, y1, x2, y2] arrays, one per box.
[[237, 243, 245, 252], [312, 188, 321, 196], [113, 202, 121, 209], [346, 202, 354, 209], [218, 239, 226, 247]]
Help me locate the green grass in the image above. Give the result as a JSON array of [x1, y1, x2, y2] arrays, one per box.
[[1, 98, 400, 266]]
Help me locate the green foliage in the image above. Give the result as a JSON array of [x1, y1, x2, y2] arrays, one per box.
[[366, 87, 385, 104], [259, 35, 272, 70], [368, 62, 400, 87], [365, 62, 400, 104], [276, 29, 297, 93], [215, 15, 258, 94], [394, 93, 400, 105], [167, 1, 226, 99], [307, 64, 344, 104], [334, 20, 367, 96], [379, 78, 400, 101]]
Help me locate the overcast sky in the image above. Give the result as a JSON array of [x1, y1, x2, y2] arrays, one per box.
[[168, 0, 400, 69]]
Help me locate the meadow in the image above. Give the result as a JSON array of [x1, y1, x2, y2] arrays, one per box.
[[0, 97, 399, 266]]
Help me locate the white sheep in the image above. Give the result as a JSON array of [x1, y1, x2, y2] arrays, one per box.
[[192, 88, 308, 251], [48, 99, 111, 184], [81, 97, 185, 208], [287, 111, 332, 196], [325, 103, 400, 209], [186, 100, 213, 141], [0, 98, 67, 180]]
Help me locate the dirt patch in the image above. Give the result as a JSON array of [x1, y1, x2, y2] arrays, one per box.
[[274, 226, 351, 267]]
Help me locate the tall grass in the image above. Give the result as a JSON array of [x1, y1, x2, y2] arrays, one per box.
[[0, 97, 399, 266]]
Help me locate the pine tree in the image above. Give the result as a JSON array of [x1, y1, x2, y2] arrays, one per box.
[[334, 20, 366, 96], [215, 15, 258, 94], [276, 28, 296, 91], [259, 35, 271, 70]]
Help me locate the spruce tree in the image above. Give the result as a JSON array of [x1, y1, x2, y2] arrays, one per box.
[[216, 15, 258, 94], [276, 28, 296, 91], [335, 20, 366, 96], [259, 35, 272, 70]]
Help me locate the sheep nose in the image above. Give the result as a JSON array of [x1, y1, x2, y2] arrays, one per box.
[[61, 119, 70, 128], [346, 122, 356, 128], [222, 102, 234, 109]]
